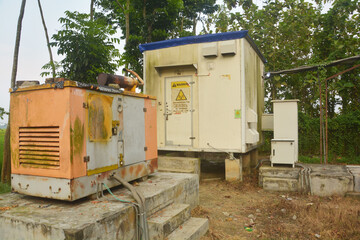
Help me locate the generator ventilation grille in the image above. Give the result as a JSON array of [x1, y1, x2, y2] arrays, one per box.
[[19, 126, 60, 169]]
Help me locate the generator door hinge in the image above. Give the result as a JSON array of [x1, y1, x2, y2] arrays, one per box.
[[83, 102, 89, 109], [143, 107, 147, 112], [144, 146, 148, 151], [84, 156, 90, 162], [189, 81, 195, 85], [189, 137, 196, 140]]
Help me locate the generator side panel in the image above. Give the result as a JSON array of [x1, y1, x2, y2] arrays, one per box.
[[69, 88, 87, 178], [10, 88, 72, 179], [123, 96, 146, 165], [144, 98, 158, 162], [85, 92, 120, 175]]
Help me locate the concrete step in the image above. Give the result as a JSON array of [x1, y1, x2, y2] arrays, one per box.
[[345, 192, 360, 199], [167, 217, 209, 240], [0, 172, 199, 240], [113, 172, 199, 216], [158, 156, 200, 175], [148, 203, 191, 240]]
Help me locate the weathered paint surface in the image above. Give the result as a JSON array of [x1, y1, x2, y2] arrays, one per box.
[[145, 99, 158, 160], [10, 88, 72, 178], [10, 81, 157, 200]]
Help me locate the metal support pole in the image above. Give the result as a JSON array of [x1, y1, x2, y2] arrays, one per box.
[[318, 71, 323, 164]]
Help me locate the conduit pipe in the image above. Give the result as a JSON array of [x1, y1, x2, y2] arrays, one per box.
[[110, 174, 149, 240]]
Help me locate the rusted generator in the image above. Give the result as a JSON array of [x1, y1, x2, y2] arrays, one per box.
[[10, 76, 157, 201]]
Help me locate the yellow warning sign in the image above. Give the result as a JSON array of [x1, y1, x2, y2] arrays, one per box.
[[176, 90, 187, 101], [171, 81, 190, 88]]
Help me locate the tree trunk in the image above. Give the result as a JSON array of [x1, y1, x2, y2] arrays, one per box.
[[2, 0, 27, 183], [37, 0, 55, 78], [125, 0, 130, 43], [90, 0, 94, 21], [192, 16, 197, 35], [10, 0, 26, 89]]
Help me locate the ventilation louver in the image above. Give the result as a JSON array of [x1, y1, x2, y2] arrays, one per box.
[[19, 126, 60, 169]]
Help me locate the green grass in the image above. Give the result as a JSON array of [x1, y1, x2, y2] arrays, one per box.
[[0, 129, 10, 194], [299, 154, 360, 165], [0, 182, 10, 194], [0, 129, 5, 177]]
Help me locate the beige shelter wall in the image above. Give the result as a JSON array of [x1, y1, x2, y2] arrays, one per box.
[[243, 39, 265, 151], [144, 38, 264, 153], [197, 40, 242, 150]]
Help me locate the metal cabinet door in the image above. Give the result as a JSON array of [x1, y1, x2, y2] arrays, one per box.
[[164, 76, 193, 146]]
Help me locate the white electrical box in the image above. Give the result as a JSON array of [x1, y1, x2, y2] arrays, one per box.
[[271, 100, 299, 167], [271, 139, 295, 167]]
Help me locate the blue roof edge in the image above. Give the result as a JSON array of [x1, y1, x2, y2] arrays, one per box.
[[139, 30, 267, 63]]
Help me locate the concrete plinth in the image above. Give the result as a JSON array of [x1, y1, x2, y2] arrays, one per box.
[[309, 164, 353, 196], [0, 172, 203, 240], [225, 158, 242, 181], [259, 165, 300, 191], [259, 163, 355, 197], [347, 165, 360, 192], [158, 156, 200, 175]]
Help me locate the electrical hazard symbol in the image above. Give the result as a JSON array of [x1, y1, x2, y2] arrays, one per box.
[[176, 90, 187, 101]]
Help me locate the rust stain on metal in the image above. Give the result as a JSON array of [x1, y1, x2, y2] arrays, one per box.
[[121, 168, 126, 178], [135, 165, 144, 176], [148, 158, 158, 173], [129, 166, 134, 174]]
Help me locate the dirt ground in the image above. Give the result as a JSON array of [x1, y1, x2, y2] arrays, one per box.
[[191, 161, 360, 240]]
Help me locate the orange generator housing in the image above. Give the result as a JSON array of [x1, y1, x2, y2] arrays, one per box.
[[10, 80, 157, 201]]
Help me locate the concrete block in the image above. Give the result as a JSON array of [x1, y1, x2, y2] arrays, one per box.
[[259, 165, 301, 179], [347, 165, 360, 192], [148, 203, 190, 240], [345, 192, 360, 200], [309, 164, 353, 197], [0, 172, 199, 240], [167, 217, 209, 240], [263, 177, 299, 192], [225, 158, 242, 182], [158, 156, 200, 175]]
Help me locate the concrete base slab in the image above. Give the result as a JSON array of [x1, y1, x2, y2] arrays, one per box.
[[259, 165, 300, 188], [158, 156, 200, 175], [259, 163, 355, 197], [347, 165, 360, 192], [263, 177, 299, 192], [309, 164, 353, 196], [225, 159, 242, 182], [167, 217, 209, 240], [0, 172, 199, 240], [345, 192, 360, 200], [148, 203, 190, 240]]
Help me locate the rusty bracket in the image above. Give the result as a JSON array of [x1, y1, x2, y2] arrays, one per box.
[[144, 146, 148, 151], [83, 102, 89, 109], [143, 107, 147, 112], [84, 156, 90, 163]]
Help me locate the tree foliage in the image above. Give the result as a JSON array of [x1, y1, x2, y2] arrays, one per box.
[[49, 11, 120, 83], [0, 108, 8, 120], [211, 0, 359, 115]]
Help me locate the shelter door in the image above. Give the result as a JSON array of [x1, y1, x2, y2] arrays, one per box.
[[165, 76, 192, 146]]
